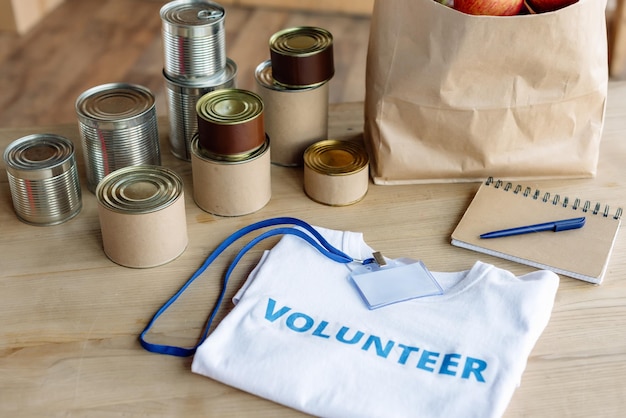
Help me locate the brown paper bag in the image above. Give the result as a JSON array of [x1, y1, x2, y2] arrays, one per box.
[[364, 0, 608, 184]]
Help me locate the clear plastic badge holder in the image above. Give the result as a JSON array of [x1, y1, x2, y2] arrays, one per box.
[[350, 257, 443, 309]]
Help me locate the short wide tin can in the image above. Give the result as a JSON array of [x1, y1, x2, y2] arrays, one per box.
[[3, 134, 82, 225], [96, 166, 188, 268], [76, 83, 161, 192], [196, 88, 265, 157], [303, 139, 369, 206], [269, 26, 334, 88], [191, 134, 271, 216]]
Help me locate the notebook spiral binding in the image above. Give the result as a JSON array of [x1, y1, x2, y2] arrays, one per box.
[[486, 177, 623, 220]]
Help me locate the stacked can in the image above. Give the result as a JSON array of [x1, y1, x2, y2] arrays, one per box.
[[75, 83, 162, 193], [160, 0, 237, 161], [191, 88, 271, 216], [255, 26, 334, 166]]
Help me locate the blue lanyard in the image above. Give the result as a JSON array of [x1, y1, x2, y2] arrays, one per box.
[[139, 217, 375, 357]]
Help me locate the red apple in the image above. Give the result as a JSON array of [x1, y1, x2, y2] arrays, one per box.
[[526, 0, 577, 13], [454, 0, 525, 15]]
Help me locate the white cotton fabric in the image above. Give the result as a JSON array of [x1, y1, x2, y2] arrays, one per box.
[[192, 226, 559, 418]]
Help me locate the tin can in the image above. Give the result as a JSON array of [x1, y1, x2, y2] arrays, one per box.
[[303, 139, 369, 206], [76, 83, 161, 193], [164, 58, 237, 161], [255, 59, 328, 166], [196, 88, 265, 157], [191, 134, 271, 216], [161, 0, 226, 80], [95, 165, 188, 268], [3, 134, 82, 225], [269, 26, 334, 88]]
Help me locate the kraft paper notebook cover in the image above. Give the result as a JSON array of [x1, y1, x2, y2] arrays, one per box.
[[451, 178, 622, 284]]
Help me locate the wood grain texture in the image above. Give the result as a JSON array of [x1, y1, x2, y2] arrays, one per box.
[[2, 83, 626, 416], [0, 0, 370, 128]]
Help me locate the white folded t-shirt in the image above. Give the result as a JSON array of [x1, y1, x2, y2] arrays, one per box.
[[192, 226, 559, 418]]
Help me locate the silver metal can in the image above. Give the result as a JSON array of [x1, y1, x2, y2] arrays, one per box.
[[160, 0, 226, 80], [75, 83, 161, 192], [3, 133, 82, 225], [164, 58, 237, 161]]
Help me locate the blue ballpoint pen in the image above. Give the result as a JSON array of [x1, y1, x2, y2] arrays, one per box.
[[480, 217, 586, 239]]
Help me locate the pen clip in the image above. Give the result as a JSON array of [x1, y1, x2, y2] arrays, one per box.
[[554, 217, 586, 231]]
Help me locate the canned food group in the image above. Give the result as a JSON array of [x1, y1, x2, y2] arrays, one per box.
[[75, 83, 161, 192], [190, 88, 271, 216], [96, 165, 188, 268], [161, 0, 239, 161], [256, 26, 334, 166], [3, 134, 82, 225]]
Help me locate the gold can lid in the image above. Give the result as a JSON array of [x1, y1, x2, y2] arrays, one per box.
[[191, 133, 269, 164], [196, 88, 264, 125], [269, 26, 333, 58], [76, 83, 155, 123], [304, 140, 369, 176], [3, 134, 75, 180], [160, 0, 224, 27], [96, 165, 183, 214]]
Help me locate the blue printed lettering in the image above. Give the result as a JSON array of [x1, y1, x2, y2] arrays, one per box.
[[262, 298, 489, 383], [361, 335, 395, 358], [336, 326, 364, 344], [264, 298, 291, 322], [439, 353, 461, 377], [397, 344, 420, 365], [462, 357, 487, 383], [416, 350, 440, 372], [312, 321, 331, 339], [286, 312, 315, 333]]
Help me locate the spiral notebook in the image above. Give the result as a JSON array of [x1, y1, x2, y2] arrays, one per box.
[[451, 178, 622, 284]]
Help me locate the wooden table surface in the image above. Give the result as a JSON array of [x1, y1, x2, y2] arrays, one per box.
[[2, 84, 626, 417]]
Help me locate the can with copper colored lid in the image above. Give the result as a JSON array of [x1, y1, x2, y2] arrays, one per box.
[[96, 165, 188, 268], [303, 139, 369, 206], [164, 58, 237, 161], [269, 26, 334, 88], [190, 134, 271, 216], [3, 134, 82, 225], [195, 88, 265, 157], [75, 83, 161, 193], [255, 59, 328, 166], [160, 0, 226, 80]]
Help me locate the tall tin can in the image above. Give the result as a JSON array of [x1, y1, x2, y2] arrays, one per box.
[[164, 58, 237, 161], [191, 134, 271, 217], [96, 165, 188, 268], [160, 0, 226, 80], [3, 133, 82, 225], [195, 88, 265, 158], [75, 83, 161, 192], [255, 59, 328, 166]]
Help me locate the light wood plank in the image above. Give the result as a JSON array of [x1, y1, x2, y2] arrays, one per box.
[[2, 83, 626, 416]]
